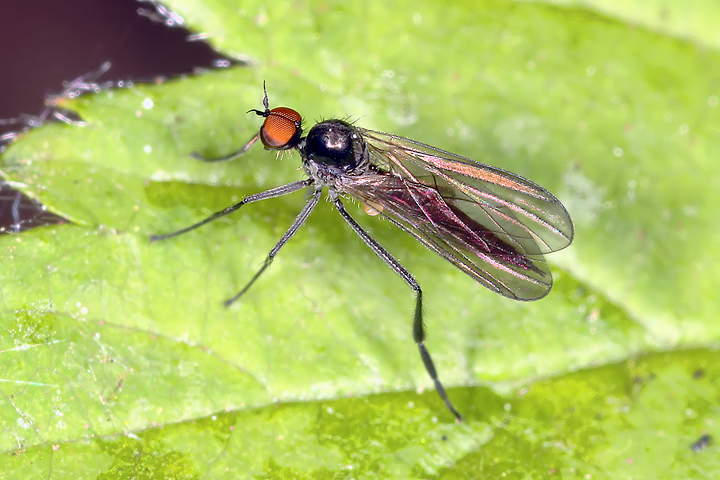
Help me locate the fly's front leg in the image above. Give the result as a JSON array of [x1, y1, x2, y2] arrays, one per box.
[[190, 134, 260, 162], [150, 179, 313, 241]]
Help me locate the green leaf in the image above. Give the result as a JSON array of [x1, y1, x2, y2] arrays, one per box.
[[1, 0, 719, 478]]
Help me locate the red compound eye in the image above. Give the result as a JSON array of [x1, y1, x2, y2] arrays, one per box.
[[259, 107, 302, 149]]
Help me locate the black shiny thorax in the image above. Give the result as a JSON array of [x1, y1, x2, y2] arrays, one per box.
[[299, 120, 369, 185]]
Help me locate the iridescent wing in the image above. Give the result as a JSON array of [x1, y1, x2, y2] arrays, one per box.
[[339, 128, 574, 301]]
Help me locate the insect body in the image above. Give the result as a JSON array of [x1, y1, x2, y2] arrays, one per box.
[[151, 85, 574, 421]]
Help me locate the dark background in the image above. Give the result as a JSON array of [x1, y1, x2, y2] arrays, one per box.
[[0, 0, 225, 231]]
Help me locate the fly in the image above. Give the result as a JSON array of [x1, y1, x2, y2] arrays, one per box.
[[150, 84, 575, 422]]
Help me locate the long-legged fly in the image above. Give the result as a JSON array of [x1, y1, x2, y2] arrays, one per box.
[[151, 84, 574, 422]]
